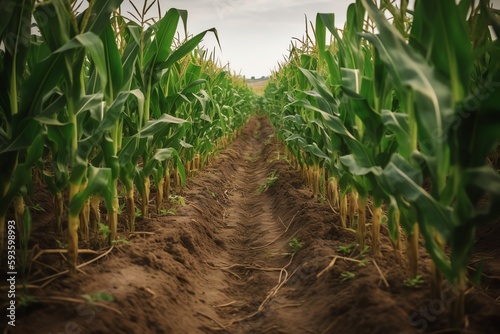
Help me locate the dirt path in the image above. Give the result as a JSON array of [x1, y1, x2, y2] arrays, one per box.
[[5, 116, 500, 334], [195, 118, 302, 333]]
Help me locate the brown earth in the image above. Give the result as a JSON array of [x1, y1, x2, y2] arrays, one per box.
[[1, 116, 500, 334]]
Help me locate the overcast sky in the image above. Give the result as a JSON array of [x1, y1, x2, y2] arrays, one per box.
[[121, 0, 500, 78], [121, 0, 352, 77]]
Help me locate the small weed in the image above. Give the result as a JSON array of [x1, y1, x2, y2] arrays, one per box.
[[268, 151, 289, 164], [118, 188, 127, 198], [358, 258, 370, 267], [256, 170, 278, 194], [169, 195, 185, 206], [55, 239, 67, 249], [264, 134, 274, 146], [337, 243, 356, 255], [288, 237, 303, 255], [98, 223, 110, 240], [31, 203, 45, 212], [340, 271, 356, 281], [111, 236, 129, 245], [160, 207, 176, 215], [18, 295, 37, 308], [359, 245, 370, 257], [82, 292, 115, 303], [118, 202, 125, 214], [135, 208, 142, 218], [404, 275, 424, 288], [206, 189, 216, 198]]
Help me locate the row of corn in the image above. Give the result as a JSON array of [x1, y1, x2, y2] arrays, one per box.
[[264, 0, 500, 328], [0, 0, 254, 275]]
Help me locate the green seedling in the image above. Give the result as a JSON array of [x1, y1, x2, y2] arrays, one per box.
[[160, 207, 176, 215], [19, 295, 37, 308], [31, 204, 45, 212], [337, 243, 356, 255], [341, 271, 356, 281], [82, 292, 115, 304], [358, 258, 370, 267], [135, 208, 142, 218], [256, 170, 278, 194], [206, 189, 216, 198], [288, 237, 303, 255], [404, 275, 424, 288], [56, 239, 68, 249], [98, 223, 110, 240], [169, 195, 185, 206], [381, 215, 388, 224], [112, 236, 129, 245], [118, 202, 125, 214], [359, 245, 370, 257]]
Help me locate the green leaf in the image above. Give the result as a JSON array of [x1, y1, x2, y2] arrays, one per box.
[[70, 166, 112, 216], [0, 0, 17, 37], [55, 32, 108, 90], [144, 8, 184, 66], [33, 0, 71, 51], [340, 154, 382, 176], [19, 53, 65, 118], [161, 28, 219, 70], [138, 114, 186, 138], [100, 23, 123, 101], [410, 0, 472, 102], [153, 148, 175, 161], [0, 119, 41, 153], [82, 0, 123, 35], [361, 0, 455, 192]]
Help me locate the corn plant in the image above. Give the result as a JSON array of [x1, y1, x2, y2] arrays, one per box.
[[1, 0, 255, 275], [265, 0, 500, 328], [362, 0, 500, 326], [0, 0, 38, 258]]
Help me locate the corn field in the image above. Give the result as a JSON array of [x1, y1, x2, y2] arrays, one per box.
[[1, 0, 499, 333], [0, 0, 254, 274], [264, 0, 500, 329]]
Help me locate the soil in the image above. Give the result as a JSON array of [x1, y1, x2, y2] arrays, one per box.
[[1, 116, 500, 334]]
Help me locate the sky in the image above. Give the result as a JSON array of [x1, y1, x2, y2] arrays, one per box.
[[121, 0, 353, 78], [121, 0, 500, 78]]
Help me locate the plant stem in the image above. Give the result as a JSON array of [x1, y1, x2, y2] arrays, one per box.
[[372, 204, 382, 256], [90, 195, 101, 231], [79, 180, 90, 241], [13, 196, 25, 231], [68, 183, 80, 275], [451, 271, 466, 329], [349, 190, 358, 228], [126, 187, 135, 232], [142, 177, 150, 217], [407, 224, 419, 278], [157, 178, 164, 213], [340, 194, 347, 229], [107, 188, 118, 242], [357, 196, 366, 249], [55, 191, 64, 233]]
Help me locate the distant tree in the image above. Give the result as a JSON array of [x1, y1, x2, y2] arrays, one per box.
[[251, 76, 255, 80]]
